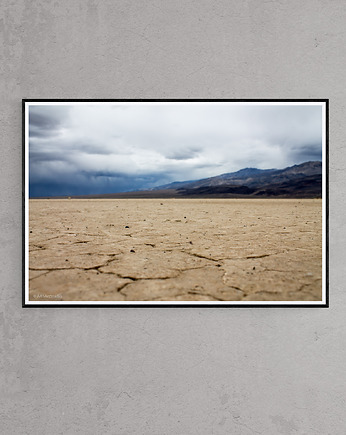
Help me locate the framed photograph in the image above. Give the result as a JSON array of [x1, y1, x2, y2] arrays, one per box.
[[23, 99, 328, 307]]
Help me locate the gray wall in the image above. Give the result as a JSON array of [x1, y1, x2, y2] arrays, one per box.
[[1, 1, 344, 434]]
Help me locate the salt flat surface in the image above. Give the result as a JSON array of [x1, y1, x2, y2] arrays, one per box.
[[28, 198, 322, 302]]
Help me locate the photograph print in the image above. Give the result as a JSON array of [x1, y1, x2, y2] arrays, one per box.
[[23, 99, 328, 307]]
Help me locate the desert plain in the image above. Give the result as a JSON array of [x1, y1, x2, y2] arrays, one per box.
[[28, 198, 323, 303]]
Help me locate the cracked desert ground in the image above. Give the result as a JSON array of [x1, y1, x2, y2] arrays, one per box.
[[28, 198, 323, 302]]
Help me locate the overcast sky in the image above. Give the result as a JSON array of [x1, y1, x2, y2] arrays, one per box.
[[28, 102, 323, 197]]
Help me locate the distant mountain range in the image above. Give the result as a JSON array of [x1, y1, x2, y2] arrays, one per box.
[[70, 161, 322, 199]]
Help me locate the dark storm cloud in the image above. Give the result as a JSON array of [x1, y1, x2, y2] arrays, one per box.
[[29, 107, 70, 138], [27, 102, 324, 197], [71, 141, 121, 155], [289, 143, 323, 163], [165, 146, 202, 160], [30, 149, 70, 164], [29, 169, 164, 197]]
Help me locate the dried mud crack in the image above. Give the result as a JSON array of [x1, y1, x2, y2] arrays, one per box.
[[28, 198, 323, 302]]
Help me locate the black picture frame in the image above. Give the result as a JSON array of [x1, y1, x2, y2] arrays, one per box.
[[23, 99, 329, 308]]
